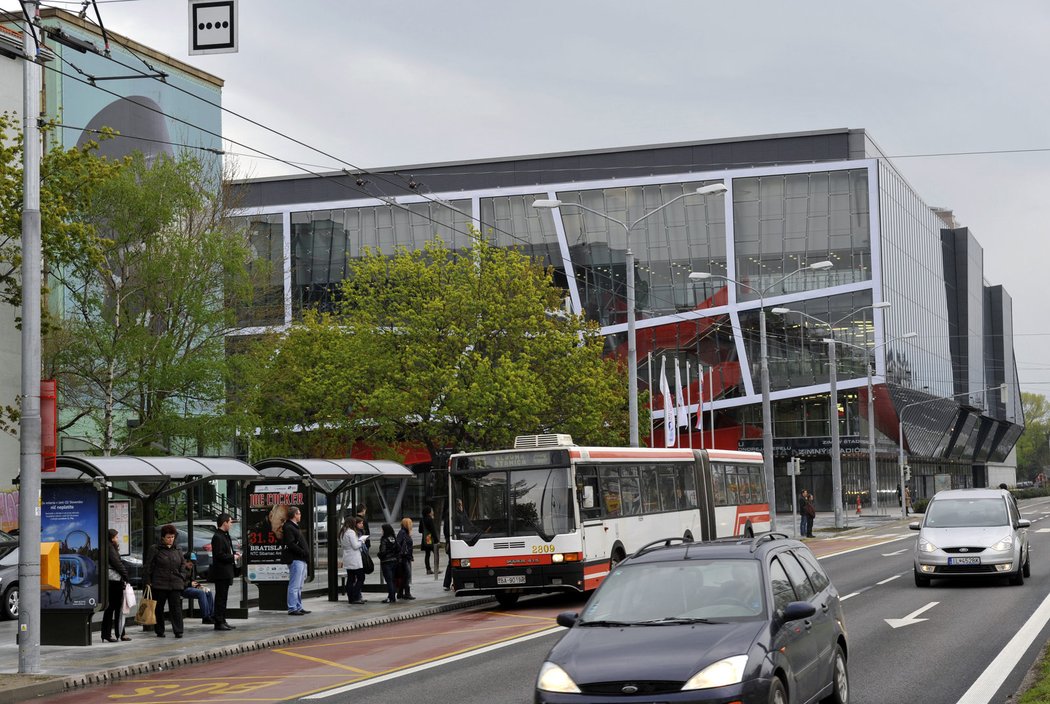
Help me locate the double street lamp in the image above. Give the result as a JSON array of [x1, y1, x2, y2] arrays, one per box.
[[898, 384, 1008, 519], [688, 261, 833, 531], [533, 182, 728, 447], [773, 303, 914, 526]]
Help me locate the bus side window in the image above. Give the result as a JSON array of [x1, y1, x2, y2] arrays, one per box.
[[658, 470, 678, 511], [641, 466, 661, 513], [601, 476, 622, 517], [711, 464, 728, 506], [577, 466, 601, 520], [678, 463, 698, 508]]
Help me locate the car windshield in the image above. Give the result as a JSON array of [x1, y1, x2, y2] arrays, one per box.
[[451, 467, 574, 543], [924, 498, 1010, 528], [580, 559, 765, 623]]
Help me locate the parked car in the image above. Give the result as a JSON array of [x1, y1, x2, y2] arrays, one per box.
[[192, 519, 243, 553], [0, 530, 142, 620], [912, 487, 1030, 587], [536, 534, 849, 704]]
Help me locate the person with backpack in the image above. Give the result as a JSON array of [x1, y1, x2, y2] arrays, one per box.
[[395, 517, 416, 601], [377, 523, 400, 603]]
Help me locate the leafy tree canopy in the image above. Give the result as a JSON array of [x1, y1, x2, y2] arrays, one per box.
[[233, 231, 637, 462], [1017, 392, 1050, 478]]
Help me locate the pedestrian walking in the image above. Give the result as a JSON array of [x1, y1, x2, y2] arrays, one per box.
[[146, 524, 185, 638], [281, 506, 311, 615], [420, 506, 439, 575], [377, 523, 399, 603], [181, 552, 215, 624], [800, 489, 816, 538], [904, 486, 912, 516], [210, 513, 238, 631], [101, 528, 131, 642], [396, 517, 416, 600], [339, 515, 366, 605]]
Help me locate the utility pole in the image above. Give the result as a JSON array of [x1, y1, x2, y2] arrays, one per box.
[[19, 0, 43, 674]]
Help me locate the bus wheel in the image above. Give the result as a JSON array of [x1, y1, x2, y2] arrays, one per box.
[[683, 530, 694, 543], [610, 547, 627, 569], [495, 592, 520, 608]]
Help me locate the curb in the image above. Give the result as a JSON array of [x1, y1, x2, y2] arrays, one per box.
[[4, 595, 494, 703]]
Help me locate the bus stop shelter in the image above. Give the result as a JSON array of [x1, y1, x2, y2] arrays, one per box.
[[53, 456, 261, 611], [254, 458, 415, 601]]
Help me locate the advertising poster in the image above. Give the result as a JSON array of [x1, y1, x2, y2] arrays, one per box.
[[41, 484, 101, 611], [246, 482, 310, 582], [108, 501, 131, 556]]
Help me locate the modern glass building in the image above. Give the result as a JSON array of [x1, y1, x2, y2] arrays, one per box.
[[234, 128, 1023, 513]]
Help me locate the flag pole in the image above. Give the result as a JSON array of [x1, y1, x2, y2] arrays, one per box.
[[647, 352, 654, 447]]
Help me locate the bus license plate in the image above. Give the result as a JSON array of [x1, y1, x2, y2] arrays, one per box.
[[497, 575, 526, 585], [948, 557, 981, 565]]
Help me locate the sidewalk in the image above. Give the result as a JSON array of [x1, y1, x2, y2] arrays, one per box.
[[0, 556, 490, 703], [789, 507, 913, 538]]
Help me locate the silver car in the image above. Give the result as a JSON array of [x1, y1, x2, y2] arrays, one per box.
[[912, 488, 1030, 587]]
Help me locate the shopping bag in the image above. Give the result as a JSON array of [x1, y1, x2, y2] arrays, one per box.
[[134, 586, 157, 626], [361, 547, 375, 575], [122, 583, 137, 615]]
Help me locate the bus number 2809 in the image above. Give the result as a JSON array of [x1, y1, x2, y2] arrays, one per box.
[[531, 545, 556, 554]]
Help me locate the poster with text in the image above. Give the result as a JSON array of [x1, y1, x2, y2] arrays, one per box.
[[42, 484, 101, 611], [108, 501, 131, 556], [246, 482, 310, 582]]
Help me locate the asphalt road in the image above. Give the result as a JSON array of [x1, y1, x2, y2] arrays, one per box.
[[38, 497, 1050, 704]]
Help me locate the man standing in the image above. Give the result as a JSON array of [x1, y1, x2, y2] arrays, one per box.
[[800, 490, 816, 538], [211, 513, 239, 631], [282, 506, 311, 616]]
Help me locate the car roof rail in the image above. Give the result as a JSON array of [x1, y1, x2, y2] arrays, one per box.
[[633, 536, 694, 557], [751, 532, 791, 552]]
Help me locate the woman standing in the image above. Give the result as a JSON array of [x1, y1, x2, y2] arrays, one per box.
[[146, 524, 186, 638], [377, 523, 399, 603], [420, 506, 439, 575], [100, 529, 130, 642], [339, 515, 365, 605], [395, 517, 415, 601]]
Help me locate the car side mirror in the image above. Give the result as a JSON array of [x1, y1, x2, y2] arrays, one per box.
[[781, 601, 816, 622], [556, 611, 578, 628], [1017, 519, 1031, 529], [909, 522, 922, 530]]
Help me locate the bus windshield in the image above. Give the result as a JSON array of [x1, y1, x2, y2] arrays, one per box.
[[451, 467, 574, 544]]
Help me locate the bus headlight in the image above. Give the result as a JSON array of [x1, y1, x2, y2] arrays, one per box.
[[537, 662, 581, 693], [551, 553, 564, 563], [460, 558, 470, 568]]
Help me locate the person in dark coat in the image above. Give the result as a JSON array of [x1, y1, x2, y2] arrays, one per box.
[[210, 513, 238, 631], [281, 506, 310, 615], [420, 506, 439, 575], [101, 528, 131, 642], [395, 517, 416, 600], [377, 523, 399, 603], [146, 524, 185, 638], [181, 552, 215, 624]]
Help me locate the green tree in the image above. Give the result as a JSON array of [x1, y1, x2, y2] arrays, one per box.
[[1, 113, 119, 433], [233, 231, 637, 461], [46, 151, 260, 454], [1016, 392, 1050, 479]]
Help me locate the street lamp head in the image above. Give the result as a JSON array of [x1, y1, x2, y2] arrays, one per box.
[[695, 183, 728, 196], [808, 261, 834, 270], [688, 271, 713, 281], [771, 307, 794, 314], [900, 332, 918, 340], [532, 199, 562, 209], [872, 301, 892, 310]]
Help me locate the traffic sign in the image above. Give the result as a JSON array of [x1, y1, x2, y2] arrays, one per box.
[[189, 0, 238, 55]]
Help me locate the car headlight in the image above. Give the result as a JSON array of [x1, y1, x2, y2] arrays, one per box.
[[918, 537, 938, 553], [537, 661, 581, 693], [682, 655, 749, 690], [991, 535, 1013, 551]]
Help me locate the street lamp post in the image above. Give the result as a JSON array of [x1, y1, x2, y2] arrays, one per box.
[[688, 261, 833, 531], [897, 384, 1008, 519], [534, 182, 727, 447], [774, 304, 914, 524]]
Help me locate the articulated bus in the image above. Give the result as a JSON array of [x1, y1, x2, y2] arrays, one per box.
[[446, 434, 768, 607]]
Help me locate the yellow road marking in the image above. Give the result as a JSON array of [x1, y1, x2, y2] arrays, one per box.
[[271, 647, 374, 675], [285, 620, 543, 651], [481, 610, 558, 622]]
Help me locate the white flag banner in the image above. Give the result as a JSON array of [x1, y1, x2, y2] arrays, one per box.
[[696, 367, 705, 430], [674, 358, 688, 428], [660, 357, 675, 447]]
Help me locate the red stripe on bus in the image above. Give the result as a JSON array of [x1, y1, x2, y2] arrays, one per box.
[[707, 450, 763, 462], [460, 555, 553, 568]]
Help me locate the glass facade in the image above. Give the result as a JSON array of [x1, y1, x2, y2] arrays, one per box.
[[233, 135, 1023, 510]]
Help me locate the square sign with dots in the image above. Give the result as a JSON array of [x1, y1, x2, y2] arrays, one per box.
[[188, 0, 238, 55]]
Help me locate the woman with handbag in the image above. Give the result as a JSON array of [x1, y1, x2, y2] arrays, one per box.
[[101, 529, 131, 642], [146, 524, 186, 638], [377, 523, 399, 603], [339, 515, 366, 605], [420, 506, 439, 575]]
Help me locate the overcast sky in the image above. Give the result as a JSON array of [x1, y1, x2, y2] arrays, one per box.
[[33, 0, 1050, 399]]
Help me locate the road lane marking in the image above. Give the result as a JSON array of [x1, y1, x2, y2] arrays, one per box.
[[876, 575, 900, 585], [956, 590, 1050, 704], [481, 610, 558, 622], [881, 549, 908, 556], [302, 626, 564, 698], [885, 601, 938, 628], [841, 592, 860, 601], [272, 647, 374, 675], [816, 534, 911, 560]]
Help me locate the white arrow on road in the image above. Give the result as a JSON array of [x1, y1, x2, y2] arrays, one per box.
[[881, 548, 909, 556], [885, 601, 938, 629]]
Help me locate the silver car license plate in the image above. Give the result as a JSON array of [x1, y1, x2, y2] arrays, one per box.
[[497, 575, 526, 585], [948, 556, 981, 565]]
